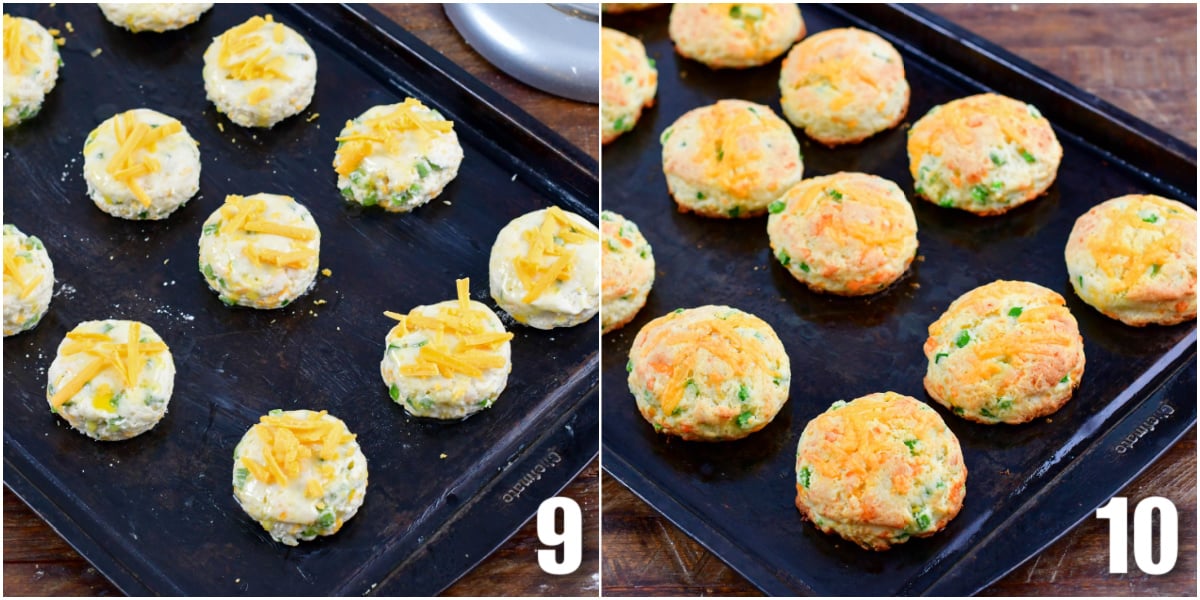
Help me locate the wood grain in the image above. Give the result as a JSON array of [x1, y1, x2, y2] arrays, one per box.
[[3, 3, 600, 597], [373, 3, 600, 160], [600, 3, 1197, 597]]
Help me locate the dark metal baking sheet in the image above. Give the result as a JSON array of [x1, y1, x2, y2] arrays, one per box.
[[600, 3, 1196, 596], [3, 3, 597, 596]]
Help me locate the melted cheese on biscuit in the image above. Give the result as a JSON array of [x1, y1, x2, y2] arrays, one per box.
[[601, 28, 634, 74], [698, 104, 769, 194], [640, 310, 782, 415], [1084, 195, 1191, 292], [786, 178, 912, 247]]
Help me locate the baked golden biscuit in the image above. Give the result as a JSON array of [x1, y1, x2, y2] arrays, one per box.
[[668, 3, 804, 69], [1065, 194, 1197, 326], [766, 172, 917, 296], [602, 27, 658, 144], [924, 280, 1085, 424], [795, 392, 967, 550], [627, 305, 790, 441], [661, 99, 803, 218], [908, 93, 1062, 215], [601, 211, 655, 334], [779, 27, 909, 146]]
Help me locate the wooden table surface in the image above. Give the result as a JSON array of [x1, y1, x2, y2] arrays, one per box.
[[600, 3, 1197, 597], [2, 3, 600, 597]]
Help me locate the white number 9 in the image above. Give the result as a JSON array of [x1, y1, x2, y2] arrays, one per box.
[[536, 497, 582, 575]]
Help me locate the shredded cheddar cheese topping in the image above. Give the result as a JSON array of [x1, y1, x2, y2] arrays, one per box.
[[101, 111, 185, 207], [384, 278, 513, 379], [641, 309, 782, 415], [3, 237, 43, 300], [787, 48, 882, 109], [215, 14, 291, 105], [240, 410, 355, 494], [333, 98, 454, 177], [1084, 196, 1193, 293], [49, 323, 167, 410], [3, 14, 41, 76], [511, 207, 599, 303], [927, 282, 1079, 388], [246, 85, 271, 105], [217, 194, 317, 271], [966, 305, 1072, 377]]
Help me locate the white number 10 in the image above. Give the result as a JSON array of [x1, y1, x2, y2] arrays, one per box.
[[537, 497, 582, 575], [1095, 496, 1178, 575]]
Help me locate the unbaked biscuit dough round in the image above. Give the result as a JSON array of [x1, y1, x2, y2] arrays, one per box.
[[767, 172, 917, 296], [660, 99, 804, 218], [45, 320, 175, 441], [668, 3, 805, 69], [380, 278, 514, 419], [779, 27, 909, 146], [627, 305, 791, 441], [198, 193, 321, 309], [795, 392, 967, 550], [489, 206, 600, 329], [333, 98, 463, 212], [98, 3, 212, 33], [3, 14, 62, 127], [601, 211, 655, 334], [3, 224, 54, 337], [908, 93, 1062, 215], [924, 280, 1085, 424], [83, 108, 201, 220], [202, 14, 317, 128], [601, 27, 658, 144], [233, 409, 368, 546], [1066, 194, 1197, 326]]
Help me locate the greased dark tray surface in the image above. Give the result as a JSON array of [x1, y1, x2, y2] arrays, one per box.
[[3, 3, 597, 596], [600, 4, 1196, 596]]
